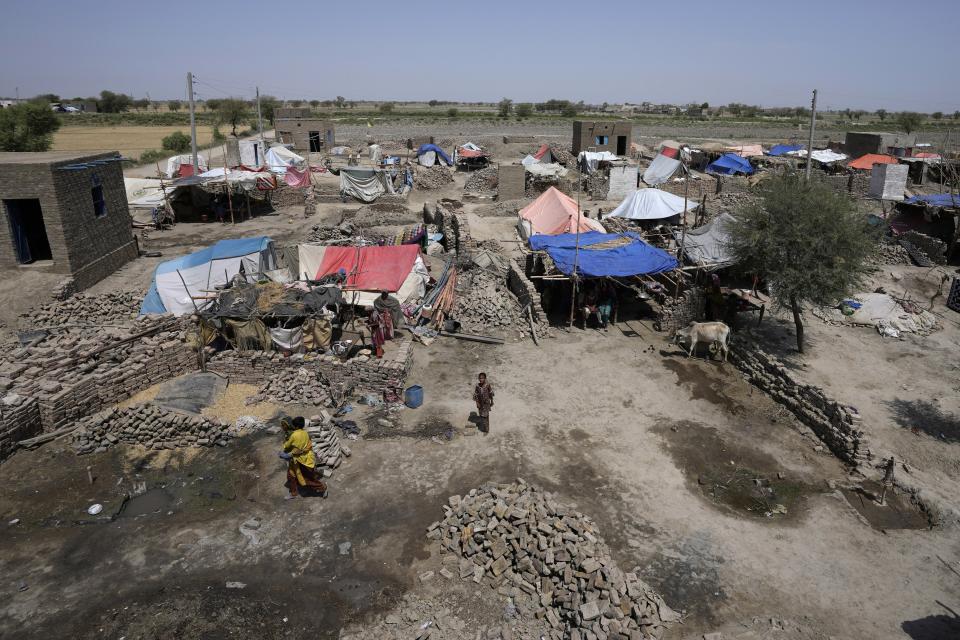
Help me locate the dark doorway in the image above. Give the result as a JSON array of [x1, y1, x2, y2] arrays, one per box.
[[325, 128, 334, 147], [308, 131, 322, 152], [5, 199, 52, 264], [616, 135, 627, 155]]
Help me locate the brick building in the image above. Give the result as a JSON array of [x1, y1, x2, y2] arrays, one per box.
[[275, 107, 336, 153], [844, 131, 917, 158], [0, 151, 137, 291], [572, 121, 633, 156]]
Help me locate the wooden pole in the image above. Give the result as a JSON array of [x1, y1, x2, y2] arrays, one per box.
[[154, 162, 174, 226], [674, 162, 690, 301], [176, 269, 201, 313], [569, 169, 583, 328], [222, 143, 235, 224]]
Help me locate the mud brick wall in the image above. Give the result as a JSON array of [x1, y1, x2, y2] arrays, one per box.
[[498, 165, 526, 200], [451, 212, 478, 262], [608, 165, 639, 200], [0, 397, 42, 461], [902, 231, 948, 264], [427, 204, 457, 252], [655, 288, 706, 334], [728, 338, 869, 466], [206, 338, 413, 395]]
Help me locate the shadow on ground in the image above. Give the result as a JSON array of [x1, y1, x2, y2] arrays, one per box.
[[886, 398, 960, 443]]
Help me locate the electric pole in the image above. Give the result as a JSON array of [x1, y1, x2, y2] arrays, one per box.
[[256, 86, 264, 146], [805, 89, 818, 181], [187, 72, 199, 175]]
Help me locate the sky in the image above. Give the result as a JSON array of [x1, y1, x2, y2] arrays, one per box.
[[1, 0, 958, 112]]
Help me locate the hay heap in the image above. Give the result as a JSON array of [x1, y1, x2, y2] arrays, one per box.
[[427, 480, 679, 639]]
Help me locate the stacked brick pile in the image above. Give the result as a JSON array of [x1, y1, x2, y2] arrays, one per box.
[[463, 166, 498, 193], [71, 404, 231, 454], [453, 269, 526, 333], [305, 421, 350, 474], [414, 165, 454, 189], [427, 480, 678, 640], [20, 290, 143, 328], [655, 288, 705, 334], [246, 365, 339, 406]]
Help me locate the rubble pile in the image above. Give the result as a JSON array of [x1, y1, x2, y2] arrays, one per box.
[[246, 366, 338, 406], [869, 239, 911, 266], [427, 480, 679, 639], [453, 269, 525, 333], [464, 166, 499, 192], [305, 419, 351, 474], [346, 203, 421, 228], [415, 165, 455, 190], [549, 146, 576, 166], [270, 183, 306, 208], [714, 191, 758, 212], [304, 221, 384, 245], [583, 172, 609, 199], [71, 404, 231, 454], [21, 291, 143, 328]]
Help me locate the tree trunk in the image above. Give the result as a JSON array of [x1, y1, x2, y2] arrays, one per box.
[[790, 295, 804, 354]]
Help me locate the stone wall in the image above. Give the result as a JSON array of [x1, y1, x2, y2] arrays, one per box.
[[451, 212, 478, 262], [655, 288, 706, 334], [902, 230, 948, 264], [205, 338, 413, 396], [0, 397, 42, 461], [728, 337, 870, 466]]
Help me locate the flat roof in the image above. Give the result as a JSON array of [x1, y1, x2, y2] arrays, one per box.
[[0, 151, 119, 165]]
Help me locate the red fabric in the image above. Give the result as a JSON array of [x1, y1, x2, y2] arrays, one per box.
[[316, 245, 420, 292], [913, 152, 941, 159], [256, 174, 278, 191], [285, 167, 311, 188], [660, 146, 679, 159], [178, 163, 197, 178], [848, 154, 898, 170], [238, 164, 268, 172], [458, 148, 487, 158], [533, 144, 551, 160]]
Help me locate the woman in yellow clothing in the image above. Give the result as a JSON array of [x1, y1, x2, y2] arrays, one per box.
[[279, 417, 328, 499]]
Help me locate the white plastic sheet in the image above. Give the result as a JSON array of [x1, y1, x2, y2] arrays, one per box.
[[643, 154, 682, 185], [606, 189, 698, 221]]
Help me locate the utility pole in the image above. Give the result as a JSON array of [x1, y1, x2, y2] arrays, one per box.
[[256, 86, 264, 145], [187, 72, 199, 175], [804, 89, 818, 181]]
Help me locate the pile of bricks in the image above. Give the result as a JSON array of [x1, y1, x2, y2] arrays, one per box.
[[71, 403, 231, 454], [414, 165, 454, 190], [20, 290, 143, 329], [655, 288, 705, 334], [246, 365, 340, 406], [453, 269, 526, 333], [463, 166, 498, 193], [426, 480, 678, 640], [306, 420, 351, 475]]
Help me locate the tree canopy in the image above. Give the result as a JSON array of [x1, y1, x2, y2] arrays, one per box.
[[97, 90, 132, 113], [217, 99, 250, 136], [498, 98, 513, 118], [896, 111, 923, 134], [0, 102, 61, 152], [727, 173, 876, 353], [161, 130, 191, 153]]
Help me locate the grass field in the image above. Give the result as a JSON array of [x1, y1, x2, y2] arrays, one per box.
[[52, 125, 215, 159]]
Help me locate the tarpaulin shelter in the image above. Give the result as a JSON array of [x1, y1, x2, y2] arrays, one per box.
[[606, 189, 698, 221], [529, 232, 679, 277], [848, 153, 898, 171], [310, 243, 429, 307], [518, 187, 606, 238], [787, 149, 847, 164], [706, 153, 754, 176], [140, 237, 278, 316], [904, 193, 960, 208], [533, 144, 553, 163], [338, 167, 395, 203], [673, 213, 737, 270], [577, 151, 618, 174], [264, 145, 305, 174], [768, 144, 804, 156], [524, 162, 568, 179], [416, 144, 453, 167], [643, 153, 683, 185], [728, 144, 765, 158], [165, 154, 208, 178]]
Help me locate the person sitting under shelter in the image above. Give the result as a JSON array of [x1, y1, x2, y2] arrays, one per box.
[[279, 417, 328, 499], [374, 290, 405, 335]]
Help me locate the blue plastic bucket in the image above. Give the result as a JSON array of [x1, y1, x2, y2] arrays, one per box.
[[404, 385, 424, 409]]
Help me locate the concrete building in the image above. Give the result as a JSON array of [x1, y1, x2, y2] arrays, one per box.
[[844, 131, 917, 158], [275, 107, 336, 153], [572, 121, 633, 156], [0, 151, 137, 291]]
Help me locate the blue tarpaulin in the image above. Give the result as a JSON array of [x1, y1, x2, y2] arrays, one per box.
[[416, 144, 452, 166], [904, 193, 960, 208], [768, 144, 804, 156], [530, 232, 678, 277], [706, 153, 755, 175]]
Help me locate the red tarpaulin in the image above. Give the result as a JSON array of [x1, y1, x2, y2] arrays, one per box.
[[660, 146, 679, 159], [316, 244, 420, 292], [457, 148, 487, 158], [533, 144, 551, 160]]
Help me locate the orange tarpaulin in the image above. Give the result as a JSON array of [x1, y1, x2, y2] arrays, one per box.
[[848, 153, 898, 170], [728, 144, 765, 158], [315, 244, 420, 292], [519, 187, 606, 236]]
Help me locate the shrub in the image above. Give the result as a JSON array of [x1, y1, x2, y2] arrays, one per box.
[[140, 149, 165, 164], [161, 130, 192, 153]]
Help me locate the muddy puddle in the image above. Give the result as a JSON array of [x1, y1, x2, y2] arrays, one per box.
[[363, 414, 456, 441], [662, 359, 745, 415], [656, 419, 818, 521], [841, 481, 931, 531], [119, 488, 174, 518]]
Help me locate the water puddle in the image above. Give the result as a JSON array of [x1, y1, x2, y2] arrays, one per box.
[[841, 481, 931, 531]]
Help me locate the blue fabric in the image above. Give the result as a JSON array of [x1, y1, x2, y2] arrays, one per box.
[[768, 144, 803, 156], [530, 232, 678, 277], [904, 193, 960, 207], [706, 153, 754, 175], [416, 144, 452, 166]]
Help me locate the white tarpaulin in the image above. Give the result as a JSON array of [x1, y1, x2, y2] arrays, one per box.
[[606, 189, 698, 221], [460, 142, 481, 151], [577, 151, 618, 174], [265, 145, 305, 174], [643, 153, 683, 185], [339, 168, 393, 203], [165, 154, 208, 178], [418, 151, 437, 167], [197, 167, 265, 190], [787, 149, 847, 164], [674, 212, 737, 269], [297, 244, 328, 282], [125, 178, 167, 209], [270, 326, 303, 352], [525, 162, 568, 178], [521, 154, 539, 166], [815, 293, 941, 338]]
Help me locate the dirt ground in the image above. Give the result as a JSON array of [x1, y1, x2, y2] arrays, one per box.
[[1, 147, 959, 640]]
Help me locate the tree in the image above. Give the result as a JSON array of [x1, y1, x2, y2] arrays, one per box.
[[498, 98, 513, 118], [727, 173, 876, 353], [258, 95, 279, 124], [932, 111, 943, 120], [348, 101, 357, 109], [379, 102, 394, 114], [133, 98, 150, 111], [0, 102, 61, 151], [161, 130, 192, 153], [168, 100, 182, 112], [309, 99, 320, 108], [876, 108, 887, 121], [700, 102, 709, 109], [561, 103, 578, 118], [515, 103, 533, 118], [428, 99, 439, 107], [290, 99, 303, 107], [896, 111, 923, 134], [97, 90, 132, 113], [32, 93, 60, 104], [217, 98, 250, 136], [334, 96, 346, 109], [954, 111, 960, 120]]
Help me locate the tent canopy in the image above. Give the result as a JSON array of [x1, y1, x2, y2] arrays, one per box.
[[904, 193, 960, 208], [728, 144, 765, 158], [315, 244, 421, 292], [529, 231, 678, 277], [606, 189, 698, 221], [706, 153, 754, 175], [848, 153, 898, 170], [416, 144, 452, 166], [787, 149, 847, 164], [140, 237, 276, 316], [264, 145, 305, 174], [519, 187, 605, 236], [674, 212, 737, 269], [768, 144, 804, 156], [643, 153, 683, 185], [533, 144, 553, 162], [577, 151, 618, 173]]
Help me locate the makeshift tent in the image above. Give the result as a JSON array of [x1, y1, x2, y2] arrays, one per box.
[[913, 152, 942, 160], [728, 144, 765, 158], [606, 189, 698, 221], [525, 162, 568, 178], [768, 144, 804, 156], [311, 244, 429, 307], [264, 145, 305, 174], [643, 153, 683, 185], [533, 144, 553, 163], [521, 154, 539, 166], [529, 231, 678, 277], [706, 153, 754, 176], [140, 237, 278, 316], [518, 187, 606, 238], [416, 144, 452, 166], [848, 153, 898, 170], [674, 213, 737, 269], [904, 193, 960, 207], [577, 151, 618, 174], [125, 178, 166, 209], [787, 149, 847, 164], [165, 154, 208, 178], [338, 167, 394, 203]]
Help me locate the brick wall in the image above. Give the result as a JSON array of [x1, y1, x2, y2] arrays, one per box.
[[275, 119, 335, 151], [655, 288, 706, 334], [507, 259, 548, 337], [0, 398, 42, 461], [572, 121, 633, 155], [608, 165, 639, 200]]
